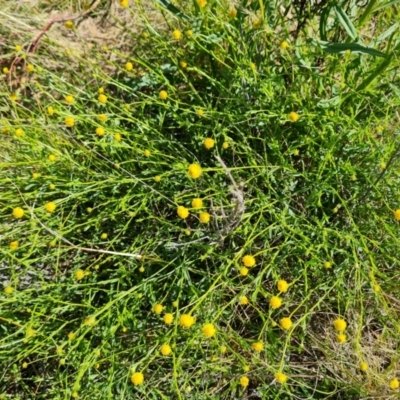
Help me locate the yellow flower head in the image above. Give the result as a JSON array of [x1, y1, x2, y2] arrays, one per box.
[[159, 90, 168, 100], [75, 269, 85, 280], [13, 207, 24, 219], [239, 296, 249, 305], [153, 303, 163, 314], [96, 127, 105, 136], [98, 114, 107, 122], [45, 202, 56, 213], [240, 267, 249, 276], [240, 376, 249, 387], [101, 233, 108, 239], [199, 212, 210, 224], [242, 255, 256, 267], [65, 117, 75, 127], [280, 317, 293, 330], [10, 93, 18, 101], [65, 95, 74, 104], [222, 141, 229, 149], [229, 8, 237, 18], [252, 341, 263, 352], [360, 362, 368, 371], [160, 344, 172, 356], [220, 345, 227, 354], [163, 313, 174, 325], [202, 323, 216, 338], [65, 21, 74, 29], [68, 332, 76, 340], [336, 333, 347, 343], [4, 286, 13, 295], [26, 328, 36, 338], [196, 108, 204, 117], [131, 372, 144, 386], [243, 365, 250, 372], [144, 149, 151, 157], [394, 209, 400, 221], [389, 378, 399, 390], [280, 41, 290, 50], [15, 45, 22, 52], [333, 318, 347, 332], [191, 198, 203, 209], [275, 372, 287, 383], [324, 261, 332, 269], [196, 0, 207, 7], [277, 280, 289, 293], [180, 314, 195, 328], [10, 241, 19, 250], [180, 61, 187, 68], [269, 296, 282, 309], [26, 64, 34, 73], [203, 138, 215, 149], [59, 358, 66, 365], [120, 0, 129, 7], [186, 30, 193, 37], [84, 316, 96, 326], [253, 19, 261, 28], [154, 175, 161, 182], [125, 62, 133, 71], [172, 30, 182, 40], [98, 94, 107, 104], [48, 154, 56, 162], [188, 163, 202, 179], [15, 128, 23, 137], [114, 133, 122, 142], [177, 206, 189, 219], [288, 112, 299, 122], [32, 172, 40, 179]]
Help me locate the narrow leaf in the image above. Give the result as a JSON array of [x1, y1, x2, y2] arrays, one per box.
[[334, 5, 358, 40], [356, 55, 393, 91], [153, 0, 191, 21], [373, 0, 400, 12], [311, 40, 387, 58]]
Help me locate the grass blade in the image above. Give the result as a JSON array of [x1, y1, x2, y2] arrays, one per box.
[[334, 5, 358, 40], [153, 0, 191, 21], [311, 40, 387, 57]]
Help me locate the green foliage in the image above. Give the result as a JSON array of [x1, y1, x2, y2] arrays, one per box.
[[1, 0, 400, 398]]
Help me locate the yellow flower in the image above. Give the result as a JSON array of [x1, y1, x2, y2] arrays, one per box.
[[288, 112, 299, 122], [98, 114, 107, 122], [293, 149, 300, 156], [131, 372, 144, 386], [202, 323, 216, 338], [22, 362, 28, 368], [243, 365, 250, 372], [114, 133, 122, 142], [96, 127, 105, 136], [172, 300, 179, 308], [199, 212, 210, 224], [191, 198, 203, 209], [45, 202, 56, 213], [98, 94, 107, 104], [159, 90, 168, 100], [275, 372, 287, 383], [240, 376, 249, 387], [84, 316, 96, 326], [394, 209, 400, 221], [280, 317, 293, 330], [65, 95, 74, 104], [253, 19, 261, 28], [177, 206, 189, 219], [153, 304, 163, 314], [269, 296, 282, 309], [75, 269, 85, 280], [196, 0, 207, 7], [160, 344, 172, 356], [48, 154, 56, 162], [65, 21, 74, 29], [180, 61, 187, 68], [4, 286, 13, 295], [186, 30, 193, 37], [196, 108, 204, 117], [15, 45, 22, 52], [229, 8, 237, 18], [154, 175, 161, 182], [280, 41, 289, 50], [188, 163, 202, 179], [163, 313, 174, 325], [250, 62, 256, 71], [65, 117, 75, 127], [324, 261, 332, 269], [184, 229, 191, 236], [139, 266, 145, 273], [333, 318, 347, 332], [32, 172, 40, 179], [12, 207, 24, 219], [68, 332, 76, 340], [2, 67, 9, 74], [26, 64, 34, 73], [242, 255, 256, 267], [59, 359, 66, 365], [252, 341, 263, 352], [239, 296, 249, 305], [10, 241, 19, 250], [389, 378, 399, 390], [144, 149, 151, 157], [220, 346, 227, 354], [87, 207, 93, 213], [101, 233, 108, 239], [26, 327, 36, 338], [120, 0, 129, 7], [222, 141, 229, 149], [240, 267, 249, 276], [373, 284, 381, 292], [125, 62, 133, 71], [98, 87, 104, 94], [277, 280, 289, 293], [380, 162, 387, 171], [336, 333, 346, 343], [203, 138, 215, 149], [172, 29, 182, 40], [46, 106, 55, 116], [56, 346, 64, 355], [180, 314, 195, 328], [10, 93, 18, 101], [360, 362, 368, 371], [15, 128, 23, 137]]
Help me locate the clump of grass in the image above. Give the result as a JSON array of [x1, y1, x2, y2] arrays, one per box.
[[1, 0, 400, 398]]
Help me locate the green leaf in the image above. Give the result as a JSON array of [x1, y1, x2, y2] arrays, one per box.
[[334, 5, 358, 40], [373, 22, 399, 46], [153, 0, 191, 21], [356, 55, 393, 91], [373, 0, 400, 12], [319, 5, 332, 41], [311, 40, 387, 58]]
